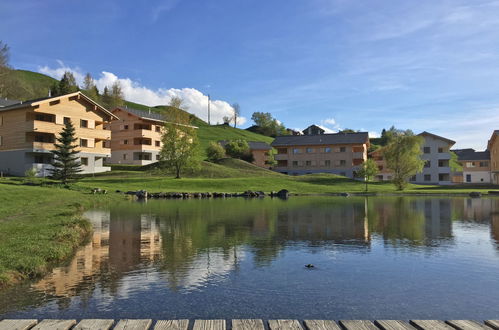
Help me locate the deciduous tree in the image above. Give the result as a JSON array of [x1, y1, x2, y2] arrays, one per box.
[[383, 133, 425, 190], [206, 142, 225, 162], [356, 159, 379, 192], [160, 110, 199, 178]]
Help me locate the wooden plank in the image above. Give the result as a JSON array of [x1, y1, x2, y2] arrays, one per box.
[[154, 320, 189, 330], [74, 319, 114, 330], [303, 320, 341, 330], [446, 321, 490, 330], [32, 319, 76, 330], [193, 320, 226, 330], [114, 319, 152, 330], [339, 320, 378, 330], [0, 319, 38, 330], [410, 320, 454, 330], [485, 321, 499, 330], [268, 320, 303, 330], [232, 319, 265, 330], [375, 320, 416, 330]]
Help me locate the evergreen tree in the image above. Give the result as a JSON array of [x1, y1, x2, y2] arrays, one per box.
[[49, 120, 82, 184], [101, 86, 111, 108], [57, 71, 79, 95]]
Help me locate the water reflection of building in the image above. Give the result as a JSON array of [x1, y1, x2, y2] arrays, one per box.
[[33, 210, 162, 297], [276, 200, 370, 245]]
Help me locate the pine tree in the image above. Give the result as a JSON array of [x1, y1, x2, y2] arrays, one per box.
[[101, 86, 111, 108], [57, 71, 79, 95], [49, 120, 83, 184]]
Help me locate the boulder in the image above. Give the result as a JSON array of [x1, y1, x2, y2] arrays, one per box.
[[340, 192, 350, 197], [469, 192, 482, 198], [276, 189, 289, 198]]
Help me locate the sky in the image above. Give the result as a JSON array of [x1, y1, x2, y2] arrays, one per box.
[[1, 0, 499, 149]]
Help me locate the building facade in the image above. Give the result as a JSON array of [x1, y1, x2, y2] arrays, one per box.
[[370, 131, 455, 185], [271, 132, 369, 178], [453, 149, 491, 183], [0, 92, 116, 176]]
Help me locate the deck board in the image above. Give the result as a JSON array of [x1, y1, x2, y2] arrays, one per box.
[[32, 319, 76, 330], [375, 320, 416, 330], [114, 319, 152, 330], [340, 320, 378, 330], [154, 320, 189, 330], [485, 321, 499, 330], [0, 319, 38, 330], [269, 320, 303, 330], [446, 320, 491, 330], [193, 320, 226, 330], [74, 319, 114, 330], [232, 319, 265, 330], [303, 320, 341, 330], [410, 320, 454, 330]]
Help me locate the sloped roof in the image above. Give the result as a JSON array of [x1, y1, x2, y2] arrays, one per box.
[[271, 132, 369, 147], [418, 131, 456, 145], [0, 98, 20, 107], [302, 124, 335, 134], [453, 148, 490, 161], [219, 140, 272, 150], [0, 92, 118, 119]]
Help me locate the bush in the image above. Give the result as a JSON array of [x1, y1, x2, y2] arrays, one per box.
[[206, 142, 226, 162], [224, 139, 250, 159]]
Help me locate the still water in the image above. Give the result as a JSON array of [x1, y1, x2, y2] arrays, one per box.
[[1, 196, 499, 320]]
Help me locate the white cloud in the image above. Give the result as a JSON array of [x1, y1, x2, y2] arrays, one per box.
[[322, 117, 336, 126], [368, 131, 380, 138], [320, 117, 341, 131], [38, 62, 246, 125]]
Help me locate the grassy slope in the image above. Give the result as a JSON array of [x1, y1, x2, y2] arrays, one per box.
[[8, 70, 57, 101]]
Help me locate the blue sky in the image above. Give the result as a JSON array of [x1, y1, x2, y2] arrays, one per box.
[[1, 0, 499, 149]]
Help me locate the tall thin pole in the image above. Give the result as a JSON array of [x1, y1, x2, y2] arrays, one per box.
[[207, 94, 211, 125]]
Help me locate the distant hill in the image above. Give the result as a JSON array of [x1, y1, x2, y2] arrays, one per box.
[[5, 70, 57, 101], [9, 69, 273, 157]]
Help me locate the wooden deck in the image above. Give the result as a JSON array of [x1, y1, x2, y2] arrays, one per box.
[[0, 319, 498, 330]]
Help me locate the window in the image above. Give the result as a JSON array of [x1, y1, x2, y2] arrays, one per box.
[[410, 175, 416, 181], [378, 165, 383, 170], [80, 139, 88, 147], [306, 148, 314, 153], [479, 161, 488, 167], [156, 155, 160, 160], [0, 136, 2, 146], [339, 147, 346, 152], [324, 147, 331, 153], [424, 174, 431, 181], [156, 126, 161, 132], [34, 113, 55, 122], [123, 154, 128, 160], [80, 157, 88, 166], [277, 148, 287, 154], [0, 115, 3, 126], [292, 161, 298, 167], [438, 147, 445, 153], [34, 155, 46, 164], [155, 141, 160, 147], [124, 125, 129, 130], [466, 174, 471, 183], [63, 117, 71, 125], [325, 160, 331, 167], [424, 161, 431, 168], [80, 119, 88, 128], [424, 147, 431, 154], [466, 162, 475, 168], [340, 160, 346, 166], [305, 160, 312, 166], [123, 139, 128, 145], [292, 148, 301, 154]]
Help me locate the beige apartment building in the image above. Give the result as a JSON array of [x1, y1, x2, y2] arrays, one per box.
[[107, 107, 198, 165], [271, 132, 369, 177], [219, 140, 272, 168], [0, 92, 116, 176], [453, 149, 491, 184]]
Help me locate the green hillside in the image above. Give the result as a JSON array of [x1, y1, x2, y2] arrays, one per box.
[[7, 70, 57, 101]]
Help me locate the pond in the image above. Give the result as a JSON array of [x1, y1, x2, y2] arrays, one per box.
[[1, 196, 499, 320]]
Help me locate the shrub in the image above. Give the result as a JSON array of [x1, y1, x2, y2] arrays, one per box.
[[224, 139, 250, 159], [206, 142, 226, 162]]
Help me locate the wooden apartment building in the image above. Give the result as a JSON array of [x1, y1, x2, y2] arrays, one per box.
[[219, 140, 272, 168], [271, 132, 369, 178], [107, 107, 197, 165], [0, 92, 116, 176]]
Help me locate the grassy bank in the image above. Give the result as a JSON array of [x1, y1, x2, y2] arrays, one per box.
[[0, 182, 118, 287]]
